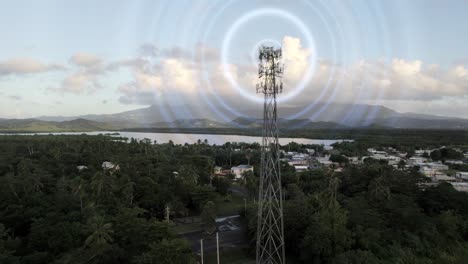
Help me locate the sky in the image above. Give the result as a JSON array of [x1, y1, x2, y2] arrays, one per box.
[[0, 0, 467, 121]]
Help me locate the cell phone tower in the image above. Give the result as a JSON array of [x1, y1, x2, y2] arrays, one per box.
[[256, 46, 285, 264]]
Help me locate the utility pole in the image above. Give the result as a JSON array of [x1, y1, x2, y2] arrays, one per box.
[[256, 46, 286, 264], [200, 239, 204, 264], [165, 205, 170, 223], [216, 232, 220, 264], [243, 198, 247, 215]]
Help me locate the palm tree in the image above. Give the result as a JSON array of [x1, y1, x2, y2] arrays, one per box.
[[84, 215, 114, 247], [90, 171, 113, 202], [83, 215, 114, 262], [71, 176, 87, 213], [369, 176, 391, 201], [120, 176, 136, 206]]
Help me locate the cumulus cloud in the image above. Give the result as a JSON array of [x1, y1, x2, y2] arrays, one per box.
[[0, 57, 64, 76], [40, 37, 467, 111], [115, 37, 468, 108], [57, 72, 102, 95], [118, 57, 199, 104], [282, 36, 313, 83], [69, 53, 102, 68], [51, 53, 106, 95]]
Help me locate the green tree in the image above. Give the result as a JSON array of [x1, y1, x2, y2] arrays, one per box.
[[200, 201, 217, 234], [84, 215, 114, 252], [212, 176, 231, 196], [132, 239, 195, 264]]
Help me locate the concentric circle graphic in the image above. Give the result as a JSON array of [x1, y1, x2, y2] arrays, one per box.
[[147, 0, 401, 129], [220, 8, 318, 104]]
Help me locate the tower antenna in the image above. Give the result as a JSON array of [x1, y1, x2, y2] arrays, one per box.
[[256, 46, 285, 264]]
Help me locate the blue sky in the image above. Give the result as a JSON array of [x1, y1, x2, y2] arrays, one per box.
[[0, 0, 467, 119]]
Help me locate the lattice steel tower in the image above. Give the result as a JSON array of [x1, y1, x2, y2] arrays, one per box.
[[256, 46, 285, 264]]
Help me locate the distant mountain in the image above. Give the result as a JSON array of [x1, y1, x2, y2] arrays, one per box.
[[153, 119, 232, 128], [28, 103, 468, 130], [231, 117, 347, 129], [0, 118, 115, 132], [371, 116, 468, 129]]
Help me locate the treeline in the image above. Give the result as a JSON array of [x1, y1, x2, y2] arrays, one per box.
[[124, 128, 468, 147], [0, 135, 264, 263], [246, 163, 468, 263], [1, 135, 468, 263]]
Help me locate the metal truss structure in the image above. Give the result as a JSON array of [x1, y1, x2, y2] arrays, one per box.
[[256, 46, 285, 264]]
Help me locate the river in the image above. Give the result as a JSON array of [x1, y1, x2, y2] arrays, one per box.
[[1, 131, 351, 146]]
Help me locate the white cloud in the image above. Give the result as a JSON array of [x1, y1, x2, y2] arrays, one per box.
[[115, 37, 468, 109], [69, 53, 102, 67], [391, 59, 422, 76], [0, 57, 64, 76], [51, 53, 106, 95], [58, 72, 102, 94], [118, 57, 198, 104], [282, 36, 312, 83]]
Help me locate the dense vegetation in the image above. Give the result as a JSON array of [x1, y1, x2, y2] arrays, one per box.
[[0, 135, 265, 263], [245, 164, 468, 263], [1, 134, 467, 263]]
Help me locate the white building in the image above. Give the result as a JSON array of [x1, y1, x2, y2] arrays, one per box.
[[455, 172, 468, 181], [414, 149, 432, 156], [291, 153, 308, 161], [408, 157, 427, 166], [388, 156, 402, 166], [419, 167, 437, 177], [426, 162, 449, 171], [445, 160, 463, 165], [450, 182, 468, 192], [433, 174, 456, 182], [288, 160, 308, 166], [305, 149, 316, 155], [76, 165, 88, 172], [213, 166, 222, 175], [102, 161, 120, 172], [231, 165, 253, 179], [293, 165, 308, 172], [348, 156, 361, 165]]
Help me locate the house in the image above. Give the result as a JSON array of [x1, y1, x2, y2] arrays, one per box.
[[231, 165, 253, 179], [213, 166, 231, 177], [291, 153, 308, 161], [385, 156, 401, 166], [408, 157, 427, 166], [305, 149, 315, 155], [347, 156, 361, 165], [426, 162, 449, 171], [432, 174, 456, 182], [419, 167, 437, 177], [293, 165, 308, 172], [324, 145, 334, 151], [445, 160, 463, 165], [76, 165, 88, 172], [414, 149, 432, 156], [288, 160, 308, 166], [213, 166, 222, 175], [397, 152, 408, 158], [102, 161, 120, 173], [450, 182, 468, 192], [455, 172, 468, 181]]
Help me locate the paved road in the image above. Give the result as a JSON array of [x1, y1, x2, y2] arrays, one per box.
[[181, 215, 248, 254]]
